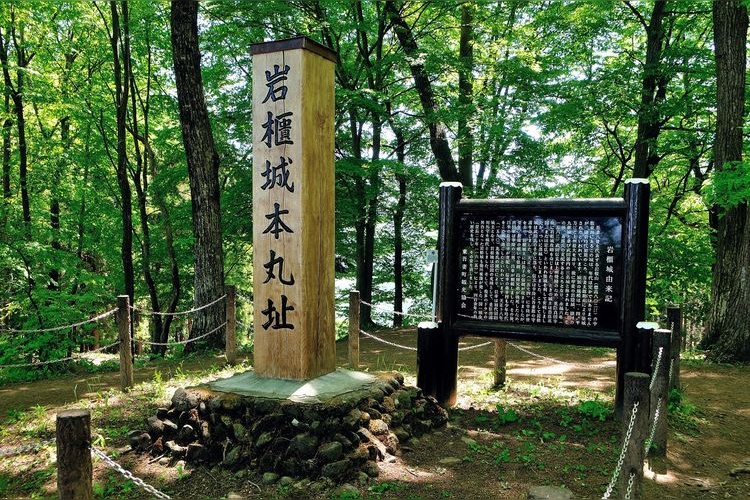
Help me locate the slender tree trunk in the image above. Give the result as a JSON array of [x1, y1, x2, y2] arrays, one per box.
[[385, 0, 458, 182], [632, 0, 670, 179], [392, 125, 407, 328], [705, 0, 750, 362], [458, 2, 474, 188], [109, 2, 135, 309], [2, 89, 10, 204], [171, 0, 226, 349]]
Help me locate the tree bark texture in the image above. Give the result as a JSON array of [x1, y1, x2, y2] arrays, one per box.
[[706, 0, 750, 362], [56, 409, 93, 500], [633, 0, 670, 179], [171, 0, 226, 349], [458, 2, 474, 188]]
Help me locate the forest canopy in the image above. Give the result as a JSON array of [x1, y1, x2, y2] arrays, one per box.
[[1, 0, 747, 368]]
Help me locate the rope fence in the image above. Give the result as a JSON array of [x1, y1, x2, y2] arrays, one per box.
[[131, 294, 226, 317], [0, 308, 117, 334]]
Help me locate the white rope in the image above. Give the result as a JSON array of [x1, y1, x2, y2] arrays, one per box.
[[0, 308, 117, 334], [236, 320, 253, 331], [140, 322, 226, 346], [0, 341, 121, 369], [91, 446, 171, 499], [360, 329, 417, 352], [507, 341, 614, 370], [237, 294, 254, 305], [359, 300, 426, 319], [132, 295, 226, 317], [458, 340, 494, 351]]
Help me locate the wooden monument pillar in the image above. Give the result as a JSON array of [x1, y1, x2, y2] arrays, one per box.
[[251, 37, 337, 380]]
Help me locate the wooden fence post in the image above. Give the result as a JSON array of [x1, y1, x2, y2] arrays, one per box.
[[348, 290, 360, 369], [493, 340, 507, 388], [57, 409, 93, 500], [618, 372, 650, 499], [417, 321, 439, 398], [649, 329, 671, 457], [635, 322, 657, 374], [225, 285, 237, 365], [117, 295, 133, 391], [666, 305, 682, 393]]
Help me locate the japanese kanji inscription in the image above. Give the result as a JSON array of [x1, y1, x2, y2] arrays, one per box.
[[251, 37, 337, 380]]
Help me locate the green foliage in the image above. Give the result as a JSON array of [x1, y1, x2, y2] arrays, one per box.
[[704, 161, 750, 212], [576, 399, 612, 422]]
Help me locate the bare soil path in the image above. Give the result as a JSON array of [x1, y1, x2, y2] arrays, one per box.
[[1, 330, 748, 499]]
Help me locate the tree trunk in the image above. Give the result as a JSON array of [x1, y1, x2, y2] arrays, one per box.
[[171, 0, 226, 349], [390, 117, 407, 328], [632, 0, 670, 179], [2, 88, 10, 204], [385, 0, 459, 182], [458, 2, 474, 189], [108, 1, 136, 315], [705, 0, 750, 362]]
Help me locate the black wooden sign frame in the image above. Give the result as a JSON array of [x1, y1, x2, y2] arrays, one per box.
[[418, 179, 649, 412]]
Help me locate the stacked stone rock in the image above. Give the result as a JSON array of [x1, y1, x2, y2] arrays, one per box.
[[130, 373, 448, 484]]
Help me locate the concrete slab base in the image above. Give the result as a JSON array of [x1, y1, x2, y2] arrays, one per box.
[[205, 368, 378, 404]]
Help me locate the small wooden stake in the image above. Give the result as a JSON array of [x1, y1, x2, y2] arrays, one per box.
[[348, 290, 360, 369], [225, 285, 237, 365], [619, 372, 650, 499], [666, 305, 682, 393], [117, 295, 134, 391], [493, 339, 507, 388], [57, 409, 93, 500], [649, 329, 671, 457]]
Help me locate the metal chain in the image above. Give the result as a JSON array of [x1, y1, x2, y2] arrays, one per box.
[[625, 472, 635, 500], [459, 340, 494, 351], [140, 322, 226, 346], [507, 341, 614, 370], [91, 446, 171, 499], [0, 341, 121, 369], [132, 295, 226, 317], [650, 346, 664, 392], [359, 300, 426, 319], [0, 308, 117, 334], [0, 438, 56, 457], [644, 397, 663, 453], [668, 359, 674, 388], [602, 401, 640, 500], [360, 329, 417, 352]]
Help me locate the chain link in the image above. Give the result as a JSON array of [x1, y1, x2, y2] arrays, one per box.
[[132, 295, 226, 317], [625, 472, 635, 500], [644, 396, 663, 454], [0, 308, 117, 334], [140, 322, 226, 346], [602, 401, 640, 500], [650, 346, 664, 392], [91, 446, 171, 499], [360, 329, 417, 351], [0, 438, 56, 457]]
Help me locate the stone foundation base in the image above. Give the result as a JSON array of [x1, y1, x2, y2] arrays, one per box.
[[130, 370, 448, 484]]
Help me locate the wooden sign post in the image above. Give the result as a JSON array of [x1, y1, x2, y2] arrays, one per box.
[[251, 37, 337, 380]]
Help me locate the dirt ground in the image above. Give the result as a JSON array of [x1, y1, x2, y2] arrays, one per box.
[[1, 330, 749, 499]]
